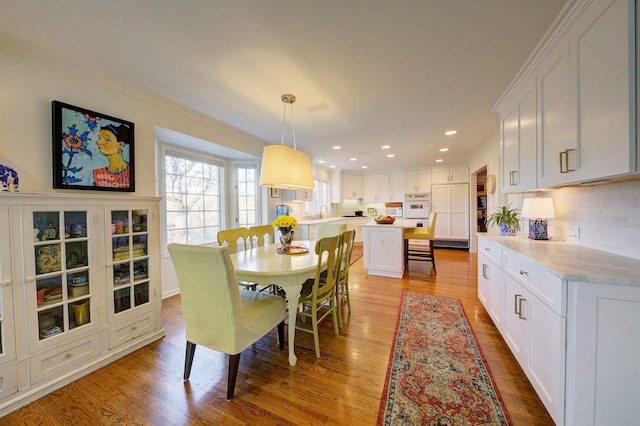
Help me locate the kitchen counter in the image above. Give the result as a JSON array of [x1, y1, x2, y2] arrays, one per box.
[[296, 217, 343, 225], [361, 219, 420, 278], [481, 234, 640, 286]]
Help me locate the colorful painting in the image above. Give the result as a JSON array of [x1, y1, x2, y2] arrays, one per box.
[[52, 101, 135, 192]]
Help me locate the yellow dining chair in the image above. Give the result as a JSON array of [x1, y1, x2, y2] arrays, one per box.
[[336, 229, 356, 328], [296, 234, 341, 358], [403, 211, 437, 273], [315, 223, 347, 240], [248, 224, 274, 247], [167, 243, 286, 400], [217, 227, 258, 290]]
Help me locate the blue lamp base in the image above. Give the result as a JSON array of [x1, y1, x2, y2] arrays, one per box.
[[528, 219, 549, 240]]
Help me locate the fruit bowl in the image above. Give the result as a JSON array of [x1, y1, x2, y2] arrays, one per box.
[[375, 217, 396, 224]]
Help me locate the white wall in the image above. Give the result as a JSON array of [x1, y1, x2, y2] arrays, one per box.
[[0, 35, 269, 298]]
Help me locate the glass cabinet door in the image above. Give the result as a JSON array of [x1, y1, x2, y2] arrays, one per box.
[[32, 209, 92, 341], [111, 209, 150, 315]]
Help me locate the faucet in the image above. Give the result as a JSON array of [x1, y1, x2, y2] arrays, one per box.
[[320, 204, 329, 219]]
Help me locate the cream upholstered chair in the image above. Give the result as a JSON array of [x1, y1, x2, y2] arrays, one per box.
[[336, 229, 356, 328], [167, 243, 286, 400], [403, 211, 437, 273], [296, 234, 341, 358], [315, 223, 346, 240], [248, 224, 274, 247], [217, 228, 258, 290]]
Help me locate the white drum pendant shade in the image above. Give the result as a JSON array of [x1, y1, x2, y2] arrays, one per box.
[[259, 144, 315, 190]]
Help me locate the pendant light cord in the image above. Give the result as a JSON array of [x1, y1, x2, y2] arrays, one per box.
[[280, 94, 297, 150]]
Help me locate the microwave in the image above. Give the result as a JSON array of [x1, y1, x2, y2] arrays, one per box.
[[385, 206, 403, 217]]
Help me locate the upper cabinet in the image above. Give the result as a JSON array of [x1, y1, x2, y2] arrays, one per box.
[[498, 0, 637, 192], [364, 174, 391, 202], [341, 173, 364, 199], [404, 169, 432, 193], [283, 189, 314, 202], [431, 166, 469, 184], [500, 79, 538, 193], [389, 172, 404, 202]]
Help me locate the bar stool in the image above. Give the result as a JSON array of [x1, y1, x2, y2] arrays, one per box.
[[403, 211, 437, 273]]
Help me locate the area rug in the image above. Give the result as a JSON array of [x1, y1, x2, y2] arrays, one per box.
[[377, 292, 511, 426]]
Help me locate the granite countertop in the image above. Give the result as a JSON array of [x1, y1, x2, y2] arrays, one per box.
[[480, 234, 640, 286]]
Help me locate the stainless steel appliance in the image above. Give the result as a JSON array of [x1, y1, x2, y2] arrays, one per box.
[[403, 193, 430, 219]]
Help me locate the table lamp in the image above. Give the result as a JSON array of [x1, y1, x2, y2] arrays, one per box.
[[521, 196, 555, 240]]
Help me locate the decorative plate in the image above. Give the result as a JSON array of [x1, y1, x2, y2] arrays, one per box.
[[277, 245, 309, 255]]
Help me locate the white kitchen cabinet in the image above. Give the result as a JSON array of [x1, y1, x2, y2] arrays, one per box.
[[431, 166, 468, 184], [389, 172, 404, 202], [537, 0, 636, 187], [499, 79, 537, 193], [364, 173, 390, 202], [431, 184, 469, 242], [567, 282, 640, 426], [341, 174, 364, 199], [403, 169, 431, 193], [363, 224, 404, 278], [477, 237, 504, 330], [0, 193, 164, 416], [344, 217, 369, 244], [283, 189, 314, 202]]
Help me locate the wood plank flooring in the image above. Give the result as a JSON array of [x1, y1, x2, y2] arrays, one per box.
[[1, 249, 554, 425]]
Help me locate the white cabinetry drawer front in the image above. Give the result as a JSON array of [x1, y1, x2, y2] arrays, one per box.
[[109, 311, 156, 350], [478, 237, 502, 266], [503, 251, 566, 316], [30, 333, 101, 384], [0, 364, 18, 400]]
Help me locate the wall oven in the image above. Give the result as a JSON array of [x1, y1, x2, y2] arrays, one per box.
[[403, 193, 430, 219]]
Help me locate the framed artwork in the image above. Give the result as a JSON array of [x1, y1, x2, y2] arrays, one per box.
[[270, 187, 280, 198], [52, 100, 135, 192]]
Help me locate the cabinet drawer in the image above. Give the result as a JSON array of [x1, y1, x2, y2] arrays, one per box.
[[109, 311, 156, 350], [30, 333, 101, 384], [478, 237, 502, 266], [503, 251, 566, 316], [0, 363, 18, 400]]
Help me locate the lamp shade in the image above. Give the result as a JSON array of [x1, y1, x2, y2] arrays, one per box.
[[259, 144, 315, 190], [521, 197, 555, 219]]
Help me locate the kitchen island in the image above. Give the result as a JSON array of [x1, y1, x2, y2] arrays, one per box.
[[362, 219, 419, 278]]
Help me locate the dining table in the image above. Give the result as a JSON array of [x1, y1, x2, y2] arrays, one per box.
[[228, 240, 325, 366]]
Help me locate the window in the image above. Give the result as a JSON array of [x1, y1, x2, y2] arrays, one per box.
[[235, 164, 258, 228], [313, 178, 330, 212], [163, 150, 224, 246]]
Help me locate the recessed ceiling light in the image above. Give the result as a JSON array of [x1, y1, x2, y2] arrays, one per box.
[[436, 159, 444, 163], [332, 145, 342, 150], [381, 145, 391, 149], [361, 165, 368, 169], [318, 160, 325, 163], [350, 158, 357, 161], [386, 154, 395, 158], [445, 130, 457, 136], [439, 148, 449, 152], [329, 165, 336, 168]]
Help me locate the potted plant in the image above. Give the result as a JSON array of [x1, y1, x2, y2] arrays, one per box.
[[485, 203, 521, 236]]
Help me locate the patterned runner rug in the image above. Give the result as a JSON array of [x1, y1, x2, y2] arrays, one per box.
[[377, 292, 511, 425]]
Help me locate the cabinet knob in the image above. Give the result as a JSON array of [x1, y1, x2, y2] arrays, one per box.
[[1, 279, 11, 286], [131, 326, 137, 331], [65, 353, 73, 359]]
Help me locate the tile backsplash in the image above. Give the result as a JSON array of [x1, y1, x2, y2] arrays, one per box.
[[545, 179, 640, 259]]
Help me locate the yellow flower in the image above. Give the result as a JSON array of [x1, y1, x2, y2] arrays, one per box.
[[272, 215, 298, 229]]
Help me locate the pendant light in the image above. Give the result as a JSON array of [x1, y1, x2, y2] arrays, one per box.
[[259, 94, 315, 190]]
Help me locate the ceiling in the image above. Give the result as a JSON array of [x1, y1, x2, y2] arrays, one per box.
[[0, 0, 567, 172]]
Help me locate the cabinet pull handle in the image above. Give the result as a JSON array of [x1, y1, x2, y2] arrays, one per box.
[[519, 270, 528, 276], [514, 294, 521, 314], [65, 353, 72, 359], [482, 264, 488, 279], [559, 150, 566, 173], [131, 326, 137, 331], [518, 297, 527, 320], [566, 148, 575, 172], [1, 279, 11, 286], [484, 247, 490, 251]]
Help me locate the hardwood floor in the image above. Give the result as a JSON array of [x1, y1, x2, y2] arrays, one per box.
[[2, 249, 554, 425]]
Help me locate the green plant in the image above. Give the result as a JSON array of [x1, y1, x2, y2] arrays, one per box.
[[485, 203, 521, 232]]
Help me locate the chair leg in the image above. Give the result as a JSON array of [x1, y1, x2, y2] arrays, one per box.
[[335, 290, 343, 328], [227, 353, 241, 400], [312, 309, 321, 358], [344, 281, 351, 313], [404, 238, 409, 271], [430, 240, 436, 274], [331, 300, 339, 336], [184, 341, 197, 380], [277, 320, 285, 350]]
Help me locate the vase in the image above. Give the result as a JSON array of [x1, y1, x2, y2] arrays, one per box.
[[499, 223, 517, 236], [280, 229, 293, 253]]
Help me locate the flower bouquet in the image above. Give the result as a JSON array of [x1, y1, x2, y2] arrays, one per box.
[[272, 215, 298, 253]]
